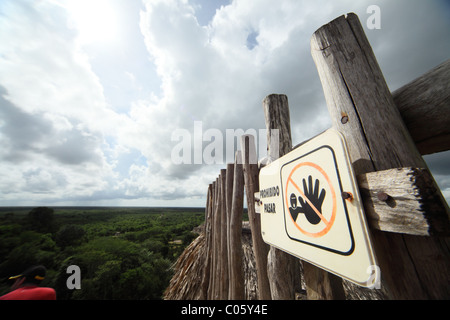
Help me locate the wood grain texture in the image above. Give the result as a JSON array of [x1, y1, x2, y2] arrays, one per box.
[[201, 184, 213, 299], [207, 180, 217, 299], [229, 152, 246, 300], [219, 169, 229, 299], [226, 163, 234, 295], [311, 14, 425, 174], [263, 94, 299, 300], [241, 135, 272, 300], [357, 168, 450, 236], [392, 59, 450, 155], [263, 94, 291, 159], [212, 177, 221, 299]]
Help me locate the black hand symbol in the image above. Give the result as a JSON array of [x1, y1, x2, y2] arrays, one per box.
[[288, 193, 301, 222], [298, 176, 326, 225]]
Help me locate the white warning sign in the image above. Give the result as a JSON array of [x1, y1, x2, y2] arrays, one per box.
[[259, 129, 379, 288]]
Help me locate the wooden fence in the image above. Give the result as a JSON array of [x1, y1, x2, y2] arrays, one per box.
[[201, 13, 449, 300]]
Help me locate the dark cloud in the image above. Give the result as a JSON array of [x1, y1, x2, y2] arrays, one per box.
[[45, 127, 103, 166], [424, 151, 450, 176], [0, 89, 52, 162], [0, 86, 103, 167], [366, 0, 450, 91]]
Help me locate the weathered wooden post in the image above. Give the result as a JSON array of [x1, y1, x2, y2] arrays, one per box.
[[241, 135, 272, 300], [310, 13, 450, 299], [263, 94, 345, 300], [229, 151, 245, 299], [219, 169, 229, 299], [212, 176, 221, 299], [392, 59, 450, 155], [201, 184, 213, 299], [262, 94, 302, 300], [225, 163, 234, 298], [208, 184, 214, 298], [207, 180, 213, 299]]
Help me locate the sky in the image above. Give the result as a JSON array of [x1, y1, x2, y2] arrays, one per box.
[[0, 0, 449, 207]]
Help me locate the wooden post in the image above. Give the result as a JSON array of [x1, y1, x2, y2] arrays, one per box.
[[207, 180, 217, 299], [392, 59, 450, 155], [220, 169, 229, 299], [263, 94, 344, 300], [226, 163, 234, 299], [201, 184, 213, 299], [262, 94, 299, 300], [212, 177, 221, 299], [241, 134, 272, 300], [229, 151, 245, 299], [311, 13, 450, 299]]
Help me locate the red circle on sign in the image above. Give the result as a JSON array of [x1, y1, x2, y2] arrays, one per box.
[[285, 162, 337, 238]]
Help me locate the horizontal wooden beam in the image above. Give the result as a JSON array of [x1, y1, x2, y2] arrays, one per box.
[[357, 167, 450, 236], [392, 59, 450, 155], [256, 167, 449, 236]]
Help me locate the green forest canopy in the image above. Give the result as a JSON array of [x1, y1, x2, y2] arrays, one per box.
[[0, 207, 204, 300]]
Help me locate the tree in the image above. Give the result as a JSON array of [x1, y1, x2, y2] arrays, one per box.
[[56, 225, 86, 249], [27, 207, 55, 233]]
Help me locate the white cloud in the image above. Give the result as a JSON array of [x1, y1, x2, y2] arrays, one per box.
[[136, 0, 450, 206], [64, 0, 121, 46], [136, 0, 342, 163], [0, 0, 120, 204]]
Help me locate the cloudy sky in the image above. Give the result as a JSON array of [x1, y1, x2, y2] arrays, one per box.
[[0, 0, 449, 207]]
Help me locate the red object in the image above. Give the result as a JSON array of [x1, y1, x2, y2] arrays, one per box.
[[0, 285, 56, 300]]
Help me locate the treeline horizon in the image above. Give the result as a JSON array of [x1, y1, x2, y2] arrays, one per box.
[[0, 206, 207, 211]]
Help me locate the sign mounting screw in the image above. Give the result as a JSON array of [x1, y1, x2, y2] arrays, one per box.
[[341, 112, 349, 124], [342, 191, 353, 201]]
